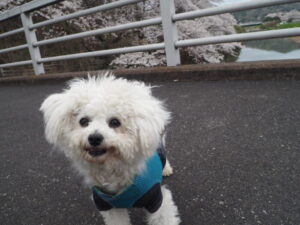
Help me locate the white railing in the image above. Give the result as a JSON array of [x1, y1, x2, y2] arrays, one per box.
[[0, 0, 299, 75]]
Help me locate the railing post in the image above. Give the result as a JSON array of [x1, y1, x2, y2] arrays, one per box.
[[159, 0, 181, 66], [20, 12, 45, 75]]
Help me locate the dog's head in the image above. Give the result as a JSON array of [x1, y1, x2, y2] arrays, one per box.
[[40, 74, 170, 164]]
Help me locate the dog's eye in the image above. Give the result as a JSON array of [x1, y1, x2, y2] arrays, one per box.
[[109, 118, 121, 128], [79, 117, 90, 127]]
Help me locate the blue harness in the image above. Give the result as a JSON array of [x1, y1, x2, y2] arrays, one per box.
[[92, 147, 165, 213]]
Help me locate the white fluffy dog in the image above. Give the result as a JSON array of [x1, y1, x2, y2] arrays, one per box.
[[40, 73, 180, 225]]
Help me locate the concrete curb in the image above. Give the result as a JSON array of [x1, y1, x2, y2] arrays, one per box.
[[0, 60, 300, 85]]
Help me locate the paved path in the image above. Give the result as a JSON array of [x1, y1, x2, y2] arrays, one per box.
[[0, 80, 299, 225]]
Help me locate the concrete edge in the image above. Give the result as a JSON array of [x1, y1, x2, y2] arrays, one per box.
[[1, 60, 300, 85]]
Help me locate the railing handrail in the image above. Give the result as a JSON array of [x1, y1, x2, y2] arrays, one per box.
[[176, 27, 300, 48], [33, 17, 162, 47], [0, 0, 63, 22], [173, 0, 299, 21], [0, 0, 299, 75], [30, 0, 143, 30]]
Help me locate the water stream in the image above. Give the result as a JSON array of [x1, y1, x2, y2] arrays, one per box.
[[237, 38, 300, 62]]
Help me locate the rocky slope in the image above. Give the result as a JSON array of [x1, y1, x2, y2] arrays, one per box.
[[265, 10, 300, 23]]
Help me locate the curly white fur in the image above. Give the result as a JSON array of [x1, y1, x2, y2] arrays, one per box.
[[40, 73, 180, 225]]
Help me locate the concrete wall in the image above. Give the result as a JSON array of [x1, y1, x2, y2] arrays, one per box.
[[0, 59, 300, 85]]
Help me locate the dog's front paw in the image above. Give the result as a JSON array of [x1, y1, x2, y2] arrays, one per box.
[[163, 160, 173, 177]]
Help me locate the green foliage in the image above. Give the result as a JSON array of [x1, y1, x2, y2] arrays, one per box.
[[277, 22, 300, 29], [263, 16, 281, 23], [234, 25, 246, 33], [260, 21, 278, 30], [259, 21, 300, 31]]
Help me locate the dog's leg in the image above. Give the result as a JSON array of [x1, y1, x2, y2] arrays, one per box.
[[100, 208, 132, 225], [163, 159, 173, 177], [146, 185, 180, 225]]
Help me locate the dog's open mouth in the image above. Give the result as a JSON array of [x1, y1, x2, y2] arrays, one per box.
[[84, 147, 107, 157]]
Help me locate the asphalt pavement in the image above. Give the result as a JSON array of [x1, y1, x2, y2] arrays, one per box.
[[0, 80, 299, 225]]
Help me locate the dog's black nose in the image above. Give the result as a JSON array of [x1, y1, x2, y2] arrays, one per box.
[[88, 133, 104, 147]]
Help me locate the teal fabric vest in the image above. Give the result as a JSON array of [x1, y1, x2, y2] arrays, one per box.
[[92, 150, 165, 212]]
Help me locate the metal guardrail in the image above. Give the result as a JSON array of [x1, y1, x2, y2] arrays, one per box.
[[0, 0, 299, 75]]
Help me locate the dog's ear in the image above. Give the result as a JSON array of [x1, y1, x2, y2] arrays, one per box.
[[134, 98, 171, 157], [40, 92, 76, 146]]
